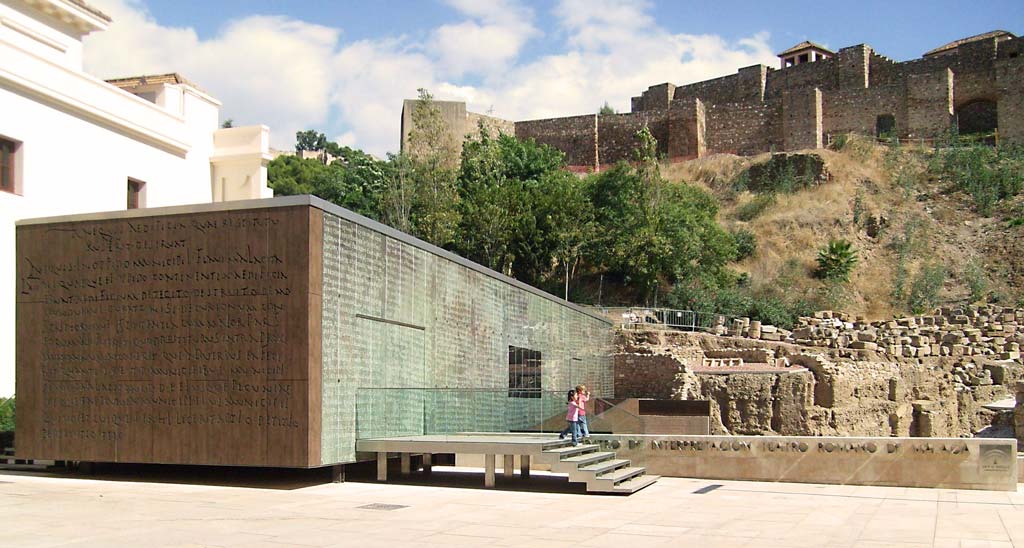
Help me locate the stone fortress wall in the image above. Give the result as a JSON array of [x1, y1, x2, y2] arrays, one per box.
[[614, 305, 1024, 444], [400, 99, 515, 156], [405, 31, 1023, 170]]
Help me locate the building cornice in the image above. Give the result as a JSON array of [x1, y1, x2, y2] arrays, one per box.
[[0, 39, 192, 156], [22, 0, 109, 35]]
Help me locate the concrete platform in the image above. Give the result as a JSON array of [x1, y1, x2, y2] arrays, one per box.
[[356, 433, 659, 494], [3, 468, 1024, 547], [357, 433, 566, 455]]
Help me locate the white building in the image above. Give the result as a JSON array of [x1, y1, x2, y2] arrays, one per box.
[[0, 0, 273, 396]]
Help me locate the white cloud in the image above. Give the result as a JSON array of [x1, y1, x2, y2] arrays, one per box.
[[430, 0, 538, 76], [84, 0, 339, 150], [469, 1, 776, 119], [81, 0, 778, 157]]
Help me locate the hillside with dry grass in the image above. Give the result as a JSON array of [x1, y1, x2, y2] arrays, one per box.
[[664, 136, 1024, 320]]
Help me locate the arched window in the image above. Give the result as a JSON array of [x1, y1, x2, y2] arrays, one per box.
[[956, 99, 998, 137]]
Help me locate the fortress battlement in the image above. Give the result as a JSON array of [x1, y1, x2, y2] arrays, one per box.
[[403, 31, 1023, 170]]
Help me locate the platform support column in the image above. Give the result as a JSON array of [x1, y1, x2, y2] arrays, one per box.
[[377, 452, 388, 482], [400, 453, 411, 475], [331, 464, 344, 483], [503, 455, 515, 478], [521, 455, 531, 478], [423, 453, 432, 474], [484, 454, 496, 487]]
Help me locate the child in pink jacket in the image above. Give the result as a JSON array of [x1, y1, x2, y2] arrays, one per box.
[[558, 389, 581, 445]]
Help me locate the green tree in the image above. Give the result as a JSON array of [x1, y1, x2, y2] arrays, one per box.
[[0, 396, 13, 431], [221, 118, 234, 129], [587, 128, 734, 300], [295, 130, 328, 152], [815, 239, 859, 282], [380, 153, 416, 233], [598, 101, 616, 115], [454, 127, 593, 291], [267, 147, 386, 219], [394, 88, 461, 246]]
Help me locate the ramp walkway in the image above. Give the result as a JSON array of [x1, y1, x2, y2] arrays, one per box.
[[356, 433, 658, 494]]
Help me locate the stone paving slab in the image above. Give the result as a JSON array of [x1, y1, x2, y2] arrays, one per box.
[[1, 468, 1023, 547]]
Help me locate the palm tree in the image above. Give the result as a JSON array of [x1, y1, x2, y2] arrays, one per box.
[[816, 239, 858, 281]]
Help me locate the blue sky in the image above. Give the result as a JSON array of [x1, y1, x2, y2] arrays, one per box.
[[83, 0, 1022, 155]]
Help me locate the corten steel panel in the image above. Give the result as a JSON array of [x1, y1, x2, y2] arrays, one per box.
[[15, 206, 319, 467], [638, 400, 712, 417]]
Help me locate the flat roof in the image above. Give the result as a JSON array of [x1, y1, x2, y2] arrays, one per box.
[[16, 195, 612, 325]]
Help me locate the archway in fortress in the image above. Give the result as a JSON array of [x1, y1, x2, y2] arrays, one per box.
[[875, 114, 896, 138], [955, 99, 998, 139]]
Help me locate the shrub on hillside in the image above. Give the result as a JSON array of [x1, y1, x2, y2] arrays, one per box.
[[735, 193, 776, 221], [908, 263, 947, 314], [732, 229, 757, 260], [665, 274, 817, 330], [815, 239, 859, 282], [929, 143, 1024, 215]]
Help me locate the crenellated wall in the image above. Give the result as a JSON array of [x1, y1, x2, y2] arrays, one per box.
[[511, 33, 1024, 169], [514, 114, 597, 169]]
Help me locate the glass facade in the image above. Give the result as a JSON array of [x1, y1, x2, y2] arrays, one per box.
[[319, 210, 613, 464]]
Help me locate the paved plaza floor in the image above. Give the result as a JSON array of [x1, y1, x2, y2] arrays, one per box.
[[2, 465, 1024, 547]]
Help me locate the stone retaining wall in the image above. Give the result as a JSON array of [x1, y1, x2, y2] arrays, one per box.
[[590, 434, 1018, 491]]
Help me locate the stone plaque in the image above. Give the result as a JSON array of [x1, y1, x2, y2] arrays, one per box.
[[16, 206, 320, 467], [979, 444, 1013, 474]]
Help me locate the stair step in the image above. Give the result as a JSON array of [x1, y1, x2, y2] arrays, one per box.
[[579, 458, 630, 475], [611, 474, 660, 494], [542, 444, 598, 457], [561, 451, 616, 466], [602, 466, 646, 484]]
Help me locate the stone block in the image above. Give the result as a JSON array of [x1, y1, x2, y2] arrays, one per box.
[[792, 327, 812, 339], [984, 363, 1008, 384], [849, 341, 878, 351], [748, 320, 762, 339], [858, 331, 877, 342]]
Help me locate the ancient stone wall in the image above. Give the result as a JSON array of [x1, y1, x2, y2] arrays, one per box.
[[703, 99, 780, 156], [513, 115, 597, 168], [509, 34, 1023, 169], [614, 354, 682, 400], [613, 304, 1024, 440], [596, 111, 670, 165], [467, 112, 516, 138]]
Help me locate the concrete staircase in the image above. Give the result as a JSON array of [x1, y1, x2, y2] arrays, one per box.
[[535, 439, 659, 494]]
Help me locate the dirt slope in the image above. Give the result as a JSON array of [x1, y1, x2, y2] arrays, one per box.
[[663, 137, 1024, 320]]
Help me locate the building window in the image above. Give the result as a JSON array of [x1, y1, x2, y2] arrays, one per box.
[[127, 178, 146, 209], [798, 53, 809, 63], [1, 137, 20, 195], [508, 346, 542, 398]]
